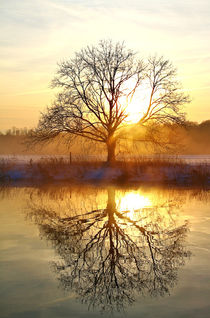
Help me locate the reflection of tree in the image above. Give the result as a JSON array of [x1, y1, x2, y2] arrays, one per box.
[[27, 188, 190, 313]]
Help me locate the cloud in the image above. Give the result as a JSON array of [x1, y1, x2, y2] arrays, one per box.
[[0, 0, 209, 126], [186, 86, 210, 92]]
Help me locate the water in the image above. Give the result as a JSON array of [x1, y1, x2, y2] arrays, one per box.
[[0, 185, 210, 317]]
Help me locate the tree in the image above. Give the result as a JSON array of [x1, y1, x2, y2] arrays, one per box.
[[33, 40, 189, 163]]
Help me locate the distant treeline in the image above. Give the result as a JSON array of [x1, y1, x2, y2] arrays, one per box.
[[0, 127, 32, 136], [0, 120, 210, 155], [178, 120, 210, 154]]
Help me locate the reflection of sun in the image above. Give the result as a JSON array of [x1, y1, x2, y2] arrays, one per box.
[[117, 192, 151, 220]]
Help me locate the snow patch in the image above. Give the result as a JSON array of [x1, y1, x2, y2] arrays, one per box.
[[84, 167, 122, 181]]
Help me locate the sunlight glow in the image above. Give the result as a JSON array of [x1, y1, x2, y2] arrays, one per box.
[[122, 82, 152, 124]]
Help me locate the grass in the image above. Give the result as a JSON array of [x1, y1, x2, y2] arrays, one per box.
[[0, 155, 209, 186], [0, 158, 16, 181]]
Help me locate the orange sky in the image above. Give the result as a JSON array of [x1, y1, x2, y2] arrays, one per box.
[[0, 0, 210, 131]]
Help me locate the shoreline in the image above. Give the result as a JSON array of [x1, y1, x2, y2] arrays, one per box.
[[1, 159, 210, 187]]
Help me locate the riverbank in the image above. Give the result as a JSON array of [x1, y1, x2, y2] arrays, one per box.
[[1, 157, 210, 186]]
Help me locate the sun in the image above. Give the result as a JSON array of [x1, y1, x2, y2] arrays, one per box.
[[121, 81, 152, 124]]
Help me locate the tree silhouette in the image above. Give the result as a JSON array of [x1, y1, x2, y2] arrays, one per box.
[[31, 40, 189, 163], [27, 187, 190, 313]]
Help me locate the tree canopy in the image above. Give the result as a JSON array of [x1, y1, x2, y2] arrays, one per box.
[[33, 40, 190, 163]]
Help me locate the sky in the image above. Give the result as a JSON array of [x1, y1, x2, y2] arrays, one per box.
[[0, 0, 210, 131]]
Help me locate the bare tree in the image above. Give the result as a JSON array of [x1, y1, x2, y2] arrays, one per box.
[[32, 40, 189, 163]]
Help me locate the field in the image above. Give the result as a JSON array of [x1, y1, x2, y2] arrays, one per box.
[[1, 154, 210, 185]]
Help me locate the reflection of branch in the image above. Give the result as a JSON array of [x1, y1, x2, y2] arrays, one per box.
[[27, 188, 191, 313]]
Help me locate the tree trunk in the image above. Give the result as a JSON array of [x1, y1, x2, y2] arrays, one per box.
[[106, 138, 116, 165]]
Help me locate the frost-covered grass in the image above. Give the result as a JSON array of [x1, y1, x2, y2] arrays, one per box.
[[0, 158, 17, 181], [0, 156, 210, 186]]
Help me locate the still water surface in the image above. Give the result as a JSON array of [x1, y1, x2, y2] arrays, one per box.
[[0, 185, 210, 318]]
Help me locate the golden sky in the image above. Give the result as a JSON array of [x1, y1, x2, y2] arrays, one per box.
[[0, 0, 210, 131]]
